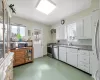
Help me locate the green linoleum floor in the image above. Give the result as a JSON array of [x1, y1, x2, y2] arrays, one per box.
[[14, 56, 94, 80]]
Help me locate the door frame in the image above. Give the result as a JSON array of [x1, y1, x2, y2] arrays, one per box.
[[33, 27, 43, 58]]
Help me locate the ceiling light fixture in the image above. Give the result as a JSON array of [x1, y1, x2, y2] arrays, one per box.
[[36, 0, 56, 15]]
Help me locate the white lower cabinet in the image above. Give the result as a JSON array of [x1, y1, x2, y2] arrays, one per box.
[[58, 47, 92, 74], [67, 53, 78, 67], [59, 46, 67, 62], [67, 48, 78, 67], [78, 50, 92, 74]]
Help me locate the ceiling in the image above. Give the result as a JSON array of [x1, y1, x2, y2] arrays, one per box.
[[8, 0, 92, 25]]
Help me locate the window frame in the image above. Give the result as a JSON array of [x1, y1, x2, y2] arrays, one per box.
[[11, 24, 26, 37], [67, 22, 77, 42]]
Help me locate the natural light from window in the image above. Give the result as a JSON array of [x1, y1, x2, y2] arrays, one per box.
[[67, 23, 77, 42], [11, 26, 25, 37]]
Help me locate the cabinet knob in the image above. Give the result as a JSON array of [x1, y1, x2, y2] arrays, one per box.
[[84, 59, 86, 60]]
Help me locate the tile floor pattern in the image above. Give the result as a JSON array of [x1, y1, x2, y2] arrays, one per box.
[[14, 56, 94, 80]]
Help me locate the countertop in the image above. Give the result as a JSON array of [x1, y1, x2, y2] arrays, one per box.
[[10, 47, 33, 50], [54, 44, 92, 51]]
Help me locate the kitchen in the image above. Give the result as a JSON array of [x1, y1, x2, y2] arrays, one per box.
[[0, 0, 100, 80]]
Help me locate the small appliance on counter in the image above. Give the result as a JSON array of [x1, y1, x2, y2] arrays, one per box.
[[10, 41, 33, 49], [18, 43, 28, 48]]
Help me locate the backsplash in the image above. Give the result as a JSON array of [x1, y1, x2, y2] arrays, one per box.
[[57, 40, 68, 44], [58, 39, 92, 46], [71, 39, 92, 46]]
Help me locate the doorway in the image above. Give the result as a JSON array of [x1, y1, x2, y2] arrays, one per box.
[[33, 28, 43, 58]]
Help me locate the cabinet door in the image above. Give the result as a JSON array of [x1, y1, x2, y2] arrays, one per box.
[[59, 26, 67, 40], [56, 26, 67, 40], [59, 26, 64, 40], [76, 19, 84, 39], [59, 47, 67, 62], [56, 27, 60, 40], [84, 16, 92, 38], [67, 52, 78, 67]]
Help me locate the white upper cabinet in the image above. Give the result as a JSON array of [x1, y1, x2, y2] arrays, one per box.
[[56, 26, 60, 40], [83, 15, 92, 38], [76, 19, 84, 39], [76, 15, 92, 39], [56, 25, 67, 40]]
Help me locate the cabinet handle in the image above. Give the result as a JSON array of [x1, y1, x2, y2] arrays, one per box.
[[84, 59, 86, 60], [95, 70, 98, 80]]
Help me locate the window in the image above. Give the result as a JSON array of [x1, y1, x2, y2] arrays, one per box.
[[20, 27, 25, 36], [34, 29, 42, 44], [11, 26, 17, 35], [67, 23, 77, 42], [0, 23, 25, 40], [11, 25, 25, 37]]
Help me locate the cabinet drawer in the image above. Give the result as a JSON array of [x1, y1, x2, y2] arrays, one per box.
[[15, 50, 25, 53], [84, 66, 90, 73], [78, 50, 89, 56], [15, 59, 25, 65], [78, 61, 90, 73], [67, 48, 77, 53], [78, 55, 90, 64], [78, 64, 84, 70], [59, 47, 67, 52], [15, 54, 25, 58], [15, 51, 25, 57]]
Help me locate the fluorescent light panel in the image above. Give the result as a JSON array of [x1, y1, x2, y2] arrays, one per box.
[[36, 0, 56, 15]]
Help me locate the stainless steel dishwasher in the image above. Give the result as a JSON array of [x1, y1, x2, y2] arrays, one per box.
[[53, 45, 59, 59]]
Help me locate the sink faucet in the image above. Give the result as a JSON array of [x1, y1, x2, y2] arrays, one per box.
[[68, 42, 72, 46]]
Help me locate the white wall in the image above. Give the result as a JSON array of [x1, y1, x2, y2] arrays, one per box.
[[11, 16, 52, 55], [51, 0, 99, 45]]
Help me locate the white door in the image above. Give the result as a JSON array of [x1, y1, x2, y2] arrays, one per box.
[[33, 28, 43, 59]]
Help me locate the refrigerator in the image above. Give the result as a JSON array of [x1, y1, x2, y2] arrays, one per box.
[[92, 9, 100, 80]]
